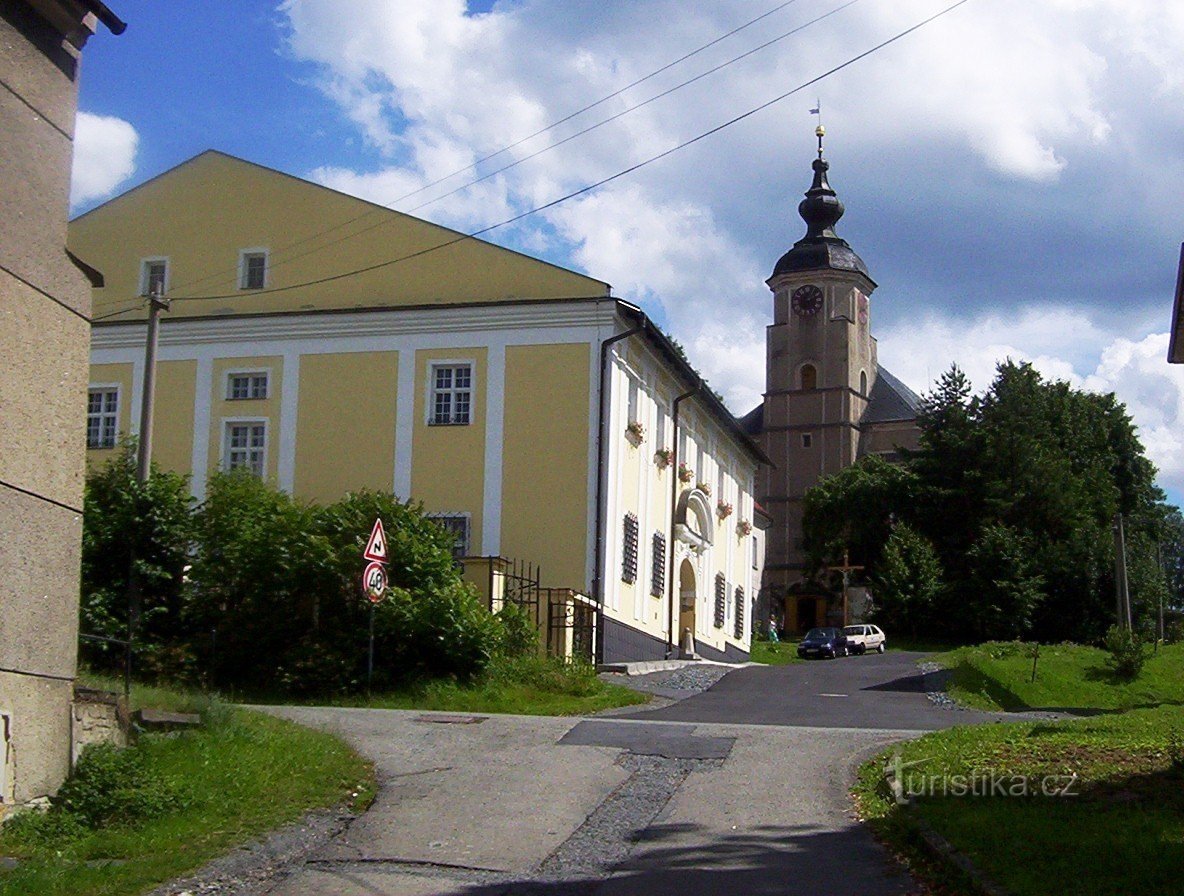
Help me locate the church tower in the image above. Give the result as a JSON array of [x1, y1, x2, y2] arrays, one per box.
[[758, 128, 879, 628]]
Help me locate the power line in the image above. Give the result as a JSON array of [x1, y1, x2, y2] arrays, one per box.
[[162, 0, 807, 298], [156, 0, 977, 306], [196, 0, 862, 289]]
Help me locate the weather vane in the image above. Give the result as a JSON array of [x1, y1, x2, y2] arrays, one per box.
[[809, 99, 824, 157]]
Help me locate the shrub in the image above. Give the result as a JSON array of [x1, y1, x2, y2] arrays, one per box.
[[54, 743, 185, 828], [495, 602, 540, 658], [1103, 625, 1147, 680]]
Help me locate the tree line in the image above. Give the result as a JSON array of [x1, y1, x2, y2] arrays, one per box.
[[803, 361, 1180, 644]]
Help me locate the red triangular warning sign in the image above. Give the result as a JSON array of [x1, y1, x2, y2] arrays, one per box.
[[364, 518, 387, 562]]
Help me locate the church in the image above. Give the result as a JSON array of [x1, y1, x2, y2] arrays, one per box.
[[743, 128, 922, 636]]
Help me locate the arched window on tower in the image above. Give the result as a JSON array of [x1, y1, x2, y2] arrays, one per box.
[[860, 370, 868, 395], [800, 364, 817, 391]]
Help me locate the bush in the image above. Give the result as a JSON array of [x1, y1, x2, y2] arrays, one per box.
[[54, 743, 185, 828], [495, 602, 540, 658], [1104, 625, 1147, 680]]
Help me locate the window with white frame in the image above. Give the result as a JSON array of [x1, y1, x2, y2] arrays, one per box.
[[428, 514, 471, 560], [227, 371, 268, 400], [86, 387, 119, 449], [429, 363, 473, 425], [224, 421, 267, 476], [239, 249, 267, 290], [655, 404, 668, 449], [139, 258, 168, 296]]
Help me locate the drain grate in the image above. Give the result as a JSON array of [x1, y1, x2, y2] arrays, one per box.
[[413, 714, 487, 725]]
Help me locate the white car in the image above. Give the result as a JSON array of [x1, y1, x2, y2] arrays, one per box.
[[843, 624, 886, 655]]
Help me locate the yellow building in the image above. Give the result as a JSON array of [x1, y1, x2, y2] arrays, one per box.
[[71, 151, 767, 663]]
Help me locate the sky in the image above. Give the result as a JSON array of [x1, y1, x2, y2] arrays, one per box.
[[73, 0, 1184, 507]]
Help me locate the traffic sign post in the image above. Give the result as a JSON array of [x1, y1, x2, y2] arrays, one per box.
[[362, 518, 388, 693]]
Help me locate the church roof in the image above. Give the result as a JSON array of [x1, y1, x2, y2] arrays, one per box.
[[862, 367, 923, 424], [769, 138, 873, 284]]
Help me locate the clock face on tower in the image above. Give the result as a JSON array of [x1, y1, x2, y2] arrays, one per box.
[[791, 284, 824, 317]]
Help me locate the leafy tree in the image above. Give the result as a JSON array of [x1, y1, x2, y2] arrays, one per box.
[[80, 444, 194, 675], [871, 524, 943, 637], [963, 523, 1044, 641]]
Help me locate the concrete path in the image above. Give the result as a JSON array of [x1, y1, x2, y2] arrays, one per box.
[[258, 706, 925, 896]]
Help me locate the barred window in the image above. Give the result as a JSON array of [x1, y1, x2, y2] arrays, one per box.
[[734, 587, 745, 640], [430, 364, 473, 425], [621, 513, 639, 584], [428, 513, 471, 560], [650, 532, 666, 597], [713, 573, 726, 629]]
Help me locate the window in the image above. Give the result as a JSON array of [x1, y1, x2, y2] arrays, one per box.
[[800, 364, 817, 390], [801, 433, 813, 449], [224, 421, 266, 476], [227, 371, 268, 400], [428, 514, 471, 560], [86, 387, 119, 449], [650, 532, 667, 597], [430, 363, 472, 425], [621, 513, 639, 584], [713, 574, 726, 629], [627, 376, 640, 425], [655, 405, 667, 450], [860, 370, 868, 395], [140, 258, 168, 296], [734, 587, 746, 640], [239, 250, 267, 290]]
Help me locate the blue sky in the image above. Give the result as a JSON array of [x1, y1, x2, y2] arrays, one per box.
[[74, 1, 1184, 507]]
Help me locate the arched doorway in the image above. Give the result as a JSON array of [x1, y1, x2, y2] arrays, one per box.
[[678, 559, 696, 655]]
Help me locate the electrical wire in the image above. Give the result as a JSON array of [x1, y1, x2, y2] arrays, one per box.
[[143, 0, 976, 306], [157, 0, 808, 298]]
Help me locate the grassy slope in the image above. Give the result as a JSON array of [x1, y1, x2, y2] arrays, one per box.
[[0, 703, 372, 896], [748, 641, 803, 665], [855, 642, 1184, 896], [935, 641, 1184, 712]]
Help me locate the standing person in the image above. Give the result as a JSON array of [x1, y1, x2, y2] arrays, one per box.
[[768, 615, 780, 642]]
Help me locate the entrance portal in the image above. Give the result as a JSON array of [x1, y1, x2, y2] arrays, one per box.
[[678, 559, 696, 656]]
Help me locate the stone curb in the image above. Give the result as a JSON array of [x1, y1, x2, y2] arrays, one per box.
[[908, 813, 1011, 896], [596, 658, 752, 676]]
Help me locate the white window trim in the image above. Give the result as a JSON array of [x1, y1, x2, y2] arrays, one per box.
[[86, 382, 121, 450], [138, 256, 170, 297], [224, 367, 271, 401], [426, 359, 476, 426], [426, 511, 472, 558], [237, 247, 269, 290], [220, 417, 269, 476]]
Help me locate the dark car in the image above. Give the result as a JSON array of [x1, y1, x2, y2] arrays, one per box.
[[797, 627, 850, 659]]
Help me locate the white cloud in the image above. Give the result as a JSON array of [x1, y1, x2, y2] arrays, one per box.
[[70, 112, 138, 208], [879, 315, 1184, 501]]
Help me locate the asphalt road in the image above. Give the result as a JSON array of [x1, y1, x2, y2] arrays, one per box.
[[620, 650, 1009, 730]]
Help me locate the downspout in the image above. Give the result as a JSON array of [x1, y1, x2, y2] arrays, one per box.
[[592, 318, 643, 664], [666, 386, 700, 659]]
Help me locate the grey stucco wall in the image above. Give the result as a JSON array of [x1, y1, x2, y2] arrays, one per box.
[[0, 2, 93, 812]]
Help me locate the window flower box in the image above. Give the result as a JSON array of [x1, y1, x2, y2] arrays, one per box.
[[654, 447, 673, 469], [736, 519, 753, 536], [696, 482, 712, 496], [717, 501, 733, 520], [625, 420, 645, 444], [678, 462, 694, 483]]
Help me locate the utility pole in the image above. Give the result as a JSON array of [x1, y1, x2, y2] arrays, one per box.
[[1113, 513, 1132, 631], [135, 286, 170, 482]]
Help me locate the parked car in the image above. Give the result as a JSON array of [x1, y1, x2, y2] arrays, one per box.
[[797, 627, 850, 659], [843, 624, 886, 655]]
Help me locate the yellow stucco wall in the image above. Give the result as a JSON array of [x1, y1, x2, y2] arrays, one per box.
[[411, 348, 487, 552], [152, 360, 196, 476], [208, 356, 283, 483], [500, 344, 591, 591], [69, 152, 609, 323], [295, 351, 398, 503], [86, 362, 133, 469]]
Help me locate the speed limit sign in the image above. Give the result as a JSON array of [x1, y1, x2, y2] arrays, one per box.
[[362, 560, 387, 602]]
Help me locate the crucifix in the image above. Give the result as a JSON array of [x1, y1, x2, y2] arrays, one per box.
[[826, 549, 864, 626]]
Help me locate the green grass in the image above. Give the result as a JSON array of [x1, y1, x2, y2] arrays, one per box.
[[932, 641, 1184, 712], [0, 699, 372, 896], [748, 640, 803, 665], [855, 706, 1184, 896]]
